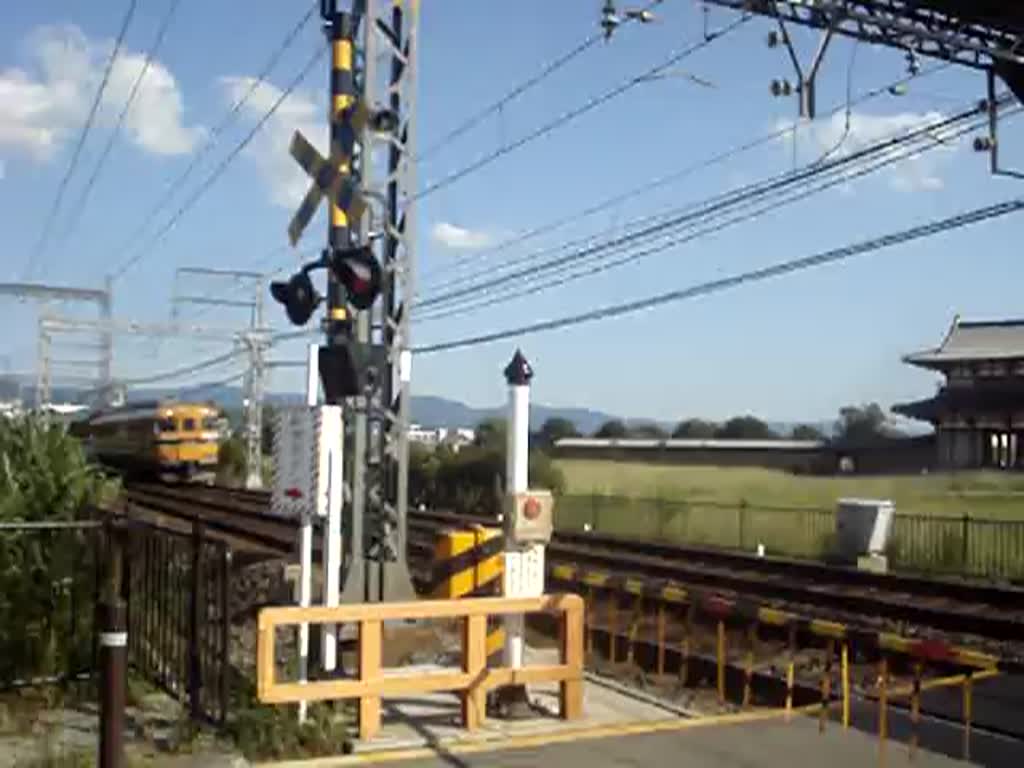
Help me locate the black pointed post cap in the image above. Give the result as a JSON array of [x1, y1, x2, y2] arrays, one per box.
[[504, 349, 533, 386]]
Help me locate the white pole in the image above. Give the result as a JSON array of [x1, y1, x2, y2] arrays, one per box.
[[322, 412, 343, 672], [503, 350, 534, 672], [296, 344, 318, 722]]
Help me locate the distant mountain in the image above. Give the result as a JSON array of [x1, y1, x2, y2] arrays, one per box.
[[1, 376, 846, 437]]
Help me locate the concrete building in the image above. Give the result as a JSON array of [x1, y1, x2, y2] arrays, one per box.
[[894, 317, 1024, 469], [407, 424, 476, 452]]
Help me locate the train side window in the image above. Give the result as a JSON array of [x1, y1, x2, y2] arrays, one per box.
[[201, 416, 218, 430]]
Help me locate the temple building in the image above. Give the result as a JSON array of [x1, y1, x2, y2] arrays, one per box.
[[894, 317, 1024, 470]]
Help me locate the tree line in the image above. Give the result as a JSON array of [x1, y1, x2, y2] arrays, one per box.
[[536, 402, 899, 446]]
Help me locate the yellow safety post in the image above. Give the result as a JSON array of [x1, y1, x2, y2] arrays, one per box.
[[963, 670, 973, 761], [910, 661, 922, 761], [433, 527, 505, 666], [656, 602, 666, 676], [716, 619, 726, 704], [820, 638, 835, 733], [785, 625, 796, 721], [841, 641, 850, 729], [878, 655, 889, 767]]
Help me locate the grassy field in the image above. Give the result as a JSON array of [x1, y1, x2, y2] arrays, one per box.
[[551, 460, 1024, 579], [554, 459, 1024, 520]]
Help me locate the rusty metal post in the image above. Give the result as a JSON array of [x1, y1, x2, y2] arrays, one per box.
[[841, 641, 850, 729], [878, 656, 889, 766], [716, 620, 726, 703], [820, 638, 834, 732], [188, 522, 204, 721], [743, 622, 757, 709], [608, 595, 618, 663], [99, 598, 127, 768], [785, 624, 796, 721], [680, 603, 693, 687], [963, 671, 973, 761], [656, 602, 666, 676], [910, 661, 922, 761]]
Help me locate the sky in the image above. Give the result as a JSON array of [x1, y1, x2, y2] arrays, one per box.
[[1, 1, 1022, 425]]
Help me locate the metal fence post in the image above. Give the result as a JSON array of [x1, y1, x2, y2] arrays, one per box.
[[189, 522, 204, 721], [99, 598, 127, 768]]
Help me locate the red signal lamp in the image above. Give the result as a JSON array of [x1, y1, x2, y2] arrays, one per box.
[[329, 245, 382, 311]]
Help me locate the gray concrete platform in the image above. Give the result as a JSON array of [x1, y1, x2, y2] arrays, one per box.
[[378, 717, 986, 768]]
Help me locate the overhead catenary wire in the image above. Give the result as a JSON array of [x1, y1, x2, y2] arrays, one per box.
[[418, 61, 947, 291], [417, 98, 996, 314], [107, 1, 318, 276], [415, 196, 1024, 355], [110, 43, 327, 281], [416, 0, 664, 163], [55, 0, 186, 255], [419, 109, 1008, 323], [26, 0, 140, 279], [413, 13, 751, 203]]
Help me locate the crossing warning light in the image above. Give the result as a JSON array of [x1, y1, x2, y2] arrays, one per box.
[[270, 271, 321, 326], [329, 245, 382, 311]]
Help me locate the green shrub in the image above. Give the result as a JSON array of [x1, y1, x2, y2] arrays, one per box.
[[0, 413, 114, 687]]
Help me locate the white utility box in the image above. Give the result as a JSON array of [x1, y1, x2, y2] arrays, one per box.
[[835, 498, 894, 563], [271, 405, 343, 519]]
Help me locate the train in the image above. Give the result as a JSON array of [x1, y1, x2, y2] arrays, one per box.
[[69, 400, 224, 483]]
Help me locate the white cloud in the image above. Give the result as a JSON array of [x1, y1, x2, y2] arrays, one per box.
[[778, 109, 962, 192], [0, 25, 202, 163], [220, 76, 323, 208], [431, 221, 494, 250]]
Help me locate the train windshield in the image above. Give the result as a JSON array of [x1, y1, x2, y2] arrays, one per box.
[[156, 418, 175, 433]]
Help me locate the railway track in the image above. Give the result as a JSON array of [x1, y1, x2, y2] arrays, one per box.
[[121, 483, 1024, 655]]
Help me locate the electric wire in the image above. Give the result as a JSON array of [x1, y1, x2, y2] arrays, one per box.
[[415, 196, 1024, 355], [418, 62, 946, 291], [413, 14, 750, 203], [110, 43, 327, 281], [56, 0, 186, 254], [419, 111, 1006, 323], [26, 0, 140, 278], [418, 99, 994, 314], [417, 0, 665, 163], [107, 1, 319, 276]]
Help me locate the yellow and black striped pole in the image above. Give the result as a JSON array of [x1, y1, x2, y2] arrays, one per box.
[[326, 5, 354, 346]]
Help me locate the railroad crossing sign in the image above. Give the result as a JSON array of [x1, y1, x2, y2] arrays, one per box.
[[287, 130, 366, 247], [286, 103, 397, 247]]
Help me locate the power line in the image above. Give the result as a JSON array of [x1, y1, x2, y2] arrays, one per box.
[[26, 0, 140, 278], [415, 196, 1024, 355], [418, 100, 991, 313], [56, 0, 186, 256], [111, 43, 326, 281], [420, 110, 1004, 323], [418, 61, 947, 291], [417, 0, 665, 163], [413, 13, 750, 203], [107, 1, 318, 275]]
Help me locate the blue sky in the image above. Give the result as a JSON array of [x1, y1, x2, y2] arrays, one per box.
[[1, 1, 1021, 424]]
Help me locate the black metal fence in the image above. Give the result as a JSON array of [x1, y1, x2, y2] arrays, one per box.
[[555, 494, 1024, 581], [0, 520, 105, 690], [121, 520, 233, 724]]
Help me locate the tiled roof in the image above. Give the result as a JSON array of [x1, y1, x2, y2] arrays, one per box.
[[904, 318, 1024, 366]]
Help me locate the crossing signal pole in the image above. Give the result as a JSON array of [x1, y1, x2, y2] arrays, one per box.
[[271, 0, 419, 602]]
